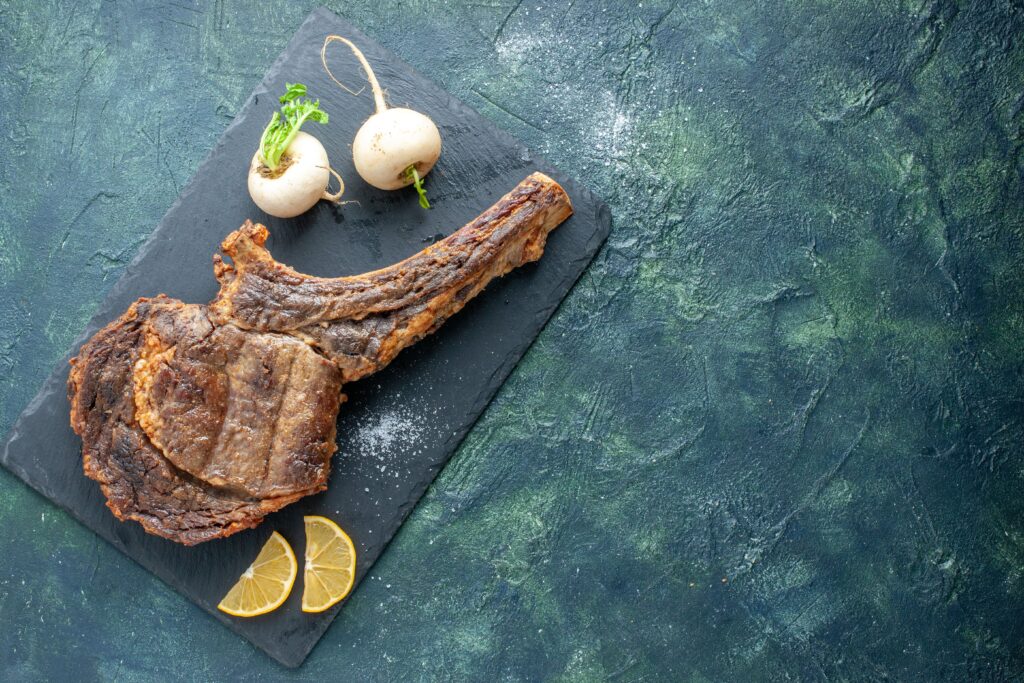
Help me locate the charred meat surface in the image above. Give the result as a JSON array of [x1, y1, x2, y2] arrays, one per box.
[[68, 173, 573, 544]]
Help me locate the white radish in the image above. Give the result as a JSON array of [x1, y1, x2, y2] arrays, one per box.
[[248, 131, 343, 218], [352, 108, 441, 191], [321, 35, 441, 208], [247, 82, 344, 218]]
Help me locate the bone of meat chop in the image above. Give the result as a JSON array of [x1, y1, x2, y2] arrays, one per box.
[[68, 173, 573, 544], [210, 172, 574, 381]]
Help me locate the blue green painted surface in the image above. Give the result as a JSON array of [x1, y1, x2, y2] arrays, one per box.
[[1, 0, 1023, 679]]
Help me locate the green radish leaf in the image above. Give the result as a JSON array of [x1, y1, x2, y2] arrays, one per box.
[[258, 83, 328, 170], [406, 166, 431, 210], [305, 107, 329, 124], [280, 82, 307, 103]]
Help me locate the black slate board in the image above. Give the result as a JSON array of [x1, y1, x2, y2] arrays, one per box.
[[0, 7, 608, 669]]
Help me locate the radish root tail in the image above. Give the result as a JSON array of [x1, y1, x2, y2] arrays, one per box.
[[322, 166, 345, 202], [321, 35, 387, 114]]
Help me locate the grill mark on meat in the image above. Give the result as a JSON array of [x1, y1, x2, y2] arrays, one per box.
[[263, 340, 296, 490], [69, 173, 573, 544], [205, 351, 231, 478]]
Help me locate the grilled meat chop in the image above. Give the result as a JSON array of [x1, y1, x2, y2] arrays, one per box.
[[68, 173, 573, 544]]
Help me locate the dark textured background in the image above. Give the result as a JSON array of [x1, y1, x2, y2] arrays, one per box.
[[1, 0, 1022, 680]]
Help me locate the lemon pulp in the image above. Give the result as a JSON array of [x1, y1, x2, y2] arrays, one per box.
[[217, 531, 297, 617], [302, 515, 357, 613]]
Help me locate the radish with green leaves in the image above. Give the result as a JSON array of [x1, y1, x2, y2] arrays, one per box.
[[321, 35, 441, 209], [248, 83, 344, 218]]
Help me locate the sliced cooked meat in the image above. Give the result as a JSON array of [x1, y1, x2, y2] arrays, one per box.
[[133, 302, 344, 498], [68, 173, 573, 544]]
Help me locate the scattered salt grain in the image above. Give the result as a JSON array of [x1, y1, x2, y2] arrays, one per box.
[[349, 408, 427, 464]]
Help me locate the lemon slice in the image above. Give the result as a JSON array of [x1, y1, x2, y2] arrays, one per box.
[[218, 531, 297, 617], [302, 515, 357, 613]]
